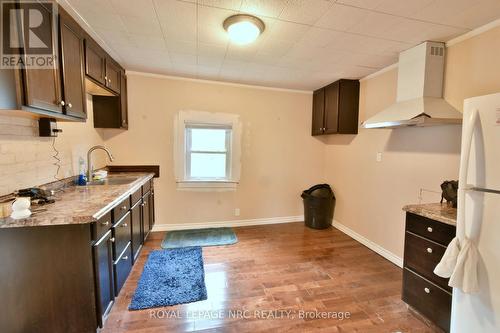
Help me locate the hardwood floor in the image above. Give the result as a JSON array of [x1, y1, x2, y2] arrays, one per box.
[[103, 223, 441, 333]]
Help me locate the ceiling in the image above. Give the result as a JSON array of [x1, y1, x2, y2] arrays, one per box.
[[63, 0, 500, 90]]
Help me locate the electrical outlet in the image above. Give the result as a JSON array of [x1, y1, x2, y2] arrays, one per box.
[[376, 152, 382, 162], [234, 208, 240, 217]]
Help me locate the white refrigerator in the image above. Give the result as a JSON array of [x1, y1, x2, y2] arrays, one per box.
[[452, 92, 500, 332]]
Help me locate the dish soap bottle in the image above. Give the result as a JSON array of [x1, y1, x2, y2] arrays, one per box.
[[77, 157, 87, 186]]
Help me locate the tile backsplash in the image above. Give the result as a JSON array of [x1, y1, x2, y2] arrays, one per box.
[[0, 98, 106, 195]]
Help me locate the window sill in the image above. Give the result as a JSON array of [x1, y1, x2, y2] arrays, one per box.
[[176, 181, 238, 191]]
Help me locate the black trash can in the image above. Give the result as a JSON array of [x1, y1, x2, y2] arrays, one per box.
[[301, 184, 335, 229]]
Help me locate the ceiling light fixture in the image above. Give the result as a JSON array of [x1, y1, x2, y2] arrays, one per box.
[[223, 14, 265, 45]]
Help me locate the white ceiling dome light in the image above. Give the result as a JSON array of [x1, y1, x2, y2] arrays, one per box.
[[223, 14, 265, 45]]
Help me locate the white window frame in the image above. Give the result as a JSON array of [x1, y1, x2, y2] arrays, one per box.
[[174, 110, 241, 190]]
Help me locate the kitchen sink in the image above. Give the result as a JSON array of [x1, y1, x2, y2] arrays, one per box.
[[86, 177, 139, 186]]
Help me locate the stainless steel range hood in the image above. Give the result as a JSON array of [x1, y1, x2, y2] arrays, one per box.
[[361, 41, 462, 129]]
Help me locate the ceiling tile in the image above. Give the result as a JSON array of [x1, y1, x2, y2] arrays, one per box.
[[336, 0, 385, 10], [264, 20, 310, 43], [279, 0, 333, 25], [240, 0, 288, 18], [197, 0, 242, 11], [298, 27, 345, 48], [154, 0, 197, 41], [121, 15, 163, 37], [315, 4, 370, 31], [347, 11, 403, 38], [374, 0, 435, 17], [109, 0, 157, 19]]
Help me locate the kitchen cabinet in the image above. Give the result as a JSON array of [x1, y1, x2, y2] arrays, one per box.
[[93, 229, 115, 328], [311, 79, 360, 136], [59, 9, 86, 119], [114, 242, 133, 296], [120, 73, 129, 128], [131, 200, 143, 261], [105, 60, 121, 94], [402, 212, 456, 332], [85, 38, 107, 86], [142, 190, 152, 242]]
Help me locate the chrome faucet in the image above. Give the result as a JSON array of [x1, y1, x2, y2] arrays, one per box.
[[87, 145, 114, 181]]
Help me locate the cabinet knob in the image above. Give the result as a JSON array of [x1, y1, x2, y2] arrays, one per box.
[[141, 203, 145, 207], [59, 100, 65, 106], [105, 76, 107, 80], [108, 79, 111, 83], [121, 205, 127, 210], [424, 287, 431, 294], [427, 247, 433, 254], [110, 237, 115, 243], [67, 103, 72, 108], [101, 221, 109, 226], [122, 256, 128, 261], [427, 227, 433, 232], [122, 223, 128, 227], [122, 120, 126, 124]]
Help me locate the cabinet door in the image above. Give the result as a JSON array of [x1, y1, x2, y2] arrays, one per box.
[[59, 12, 86, 119], [85, 39, 106, 85], [21, 2, 63, 114], [338, 80, 360, 134], [150, 184, 155, 226], [92, 230, 114, 328], [311, 89, 325, 136], [131, 201, 142, 261], [324, 82, 339, 134], [105, 60, 121, 94], [120, 72, 128, 129], [142, 192, 151, 242]]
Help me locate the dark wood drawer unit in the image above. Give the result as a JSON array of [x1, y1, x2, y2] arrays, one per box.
[[402, 212, 456, 333], [93, 230, 114, 328], [131, 200, 143, 261], [113, 196, 131, 222], [402, 269, 452, 331], [114, 242, 133, 296], [131, 187, 142, 206], [112, 212, 131, 259], [406, 213, 455, 246], [92, 211, 112, 242], [404, 232, 451, 291]]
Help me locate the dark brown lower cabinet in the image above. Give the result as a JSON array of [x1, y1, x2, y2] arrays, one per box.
[[93, 230, 115, 328], [142, 191, 152, 242], [131, 200, 143, 261], [402, 213, 456, 333], [114, 242, 133, 296]]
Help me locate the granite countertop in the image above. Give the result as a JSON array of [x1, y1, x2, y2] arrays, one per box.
[[403, 202, 457, 226], [0, 172, 154, 229]]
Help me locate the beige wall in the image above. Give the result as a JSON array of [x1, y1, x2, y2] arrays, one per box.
[[103, 75, 325, 226], [0, 96, 106, 196], [324, 25, 500, 259]]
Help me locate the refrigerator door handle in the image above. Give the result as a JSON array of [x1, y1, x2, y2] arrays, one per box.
[[457, 108, 479, 240]]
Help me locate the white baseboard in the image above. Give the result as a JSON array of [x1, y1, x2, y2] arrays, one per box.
[[152, 215, 304, 232], [332, 220, 403, 268]]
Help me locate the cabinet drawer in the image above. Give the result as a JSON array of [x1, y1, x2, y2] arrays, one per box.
[[113, 241, 132, 296], [131, 187, 142, 206], [404, 232, 451, 291], [113, 196, 130, 222], [402, 268, 451, 333], [142, 180, 151, 195], [92, 211, 112, 242], [112, 212, 131, 260], [406, 213, 455, 246]]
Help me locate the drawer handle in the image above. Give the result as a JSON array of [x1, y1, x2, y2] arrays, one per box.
[[122, 223, 128, 227], [141, 203, 145, 207], [424, 287, 431, 294], [101, 221, 109, 226], [110, 237, 115, 243], [122, 256, 129, 260], [120, 205, 127, 210], [427, 227, 433, 232], [427, 247, 433, 254]]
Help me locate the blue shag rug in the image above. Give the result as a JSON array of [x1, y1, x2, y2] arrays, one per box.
[[161, 227, 238, 249], [129, 247, 207, 310]]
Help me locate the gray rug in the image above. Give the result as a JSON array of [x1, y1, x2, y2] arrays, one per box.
[[161, 227, 238, 249]]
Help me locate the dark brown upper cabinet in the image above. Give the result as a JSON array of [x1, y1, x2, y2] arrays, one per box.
[[311, 79, 360, 136], [59, 9, 86, 119], [105, 60, 121, 94], [92, 70, 128, 129], [21, 2, 63, 115], [85, 38, 107, 86]]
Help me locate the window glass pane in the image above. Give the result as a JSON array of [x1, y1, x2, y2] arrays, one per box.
[[190, 128, 227, 152], [190, 153, 227, 178]]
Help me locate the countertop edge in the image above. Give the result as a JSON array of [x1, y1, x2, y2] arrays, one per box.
[[403, 203, 457, 226]]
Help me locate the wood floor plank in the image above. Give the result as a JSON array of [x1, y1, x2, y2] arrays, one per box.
[[103, 223, 442, 332]]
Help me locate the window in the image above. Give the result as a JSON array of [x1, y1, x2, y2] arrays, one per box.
[[174, 110, 241, 189]]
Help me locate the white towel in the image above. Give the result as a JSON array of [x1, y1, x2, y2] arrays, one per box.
[[434, 237, 479, 293], [434, 237, 460, 278]]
